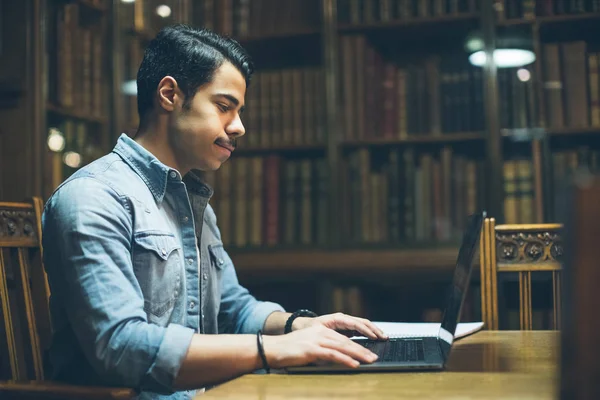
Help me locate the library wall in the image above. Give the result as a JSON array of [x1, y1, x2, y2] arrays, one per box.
[[2, 0, 593, 328]]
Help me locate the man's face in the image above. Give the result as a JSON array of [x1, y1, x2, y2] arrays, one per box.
[[168, 61, 246, 172]]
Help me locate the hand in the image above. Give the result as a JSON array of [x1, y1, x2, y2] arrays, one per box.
[[263, 324, 379, 369], [292, 312, 388, 340]]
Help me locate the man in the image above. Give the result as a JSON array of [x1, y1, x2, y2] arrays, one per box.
[[42, 25, 386, 399]]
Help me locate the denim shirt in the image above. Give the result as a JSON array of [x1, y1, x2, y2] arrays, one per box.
[[42, 134, 284, 399]]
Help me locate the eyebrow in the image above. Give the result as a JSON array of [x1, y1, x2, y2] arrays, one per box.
[[215, 93, 245, 113]]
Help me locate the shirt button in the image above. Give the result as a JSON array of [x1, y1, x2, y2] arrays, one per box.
[[189, 301, 195, 310], [203, 273, 208, 280], [182, 216, 189, 223], [188, 258, 193, 265], [169, 171, 177, 179], [218, 259, 224, 265], [161, 248, 166, 256]]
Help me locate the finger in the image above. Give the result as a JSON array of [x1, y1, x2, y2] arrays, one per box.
[[330, 314, 377, 339], [358, 318, 388, 339], [321, 336, 379, 364], [336, 317, 380, 340], [318, 348, 360, 368]]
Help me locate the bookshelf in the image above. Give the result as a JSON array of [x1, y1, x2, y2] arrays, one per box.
[[19, 0, 193, 201], [183, 0, 487, 322], [188, 0, 600, 325], [491, 0, 600, 330], [200, 1, 487, 258], [492, 1, 600, 228]]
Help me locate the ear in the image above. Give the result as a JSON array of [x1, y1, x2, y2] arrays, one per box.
[[156, 76, 181, 112]]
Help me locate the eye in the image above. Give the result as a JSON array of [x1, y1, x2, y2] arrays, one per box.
[[217, 103, 230, 113]]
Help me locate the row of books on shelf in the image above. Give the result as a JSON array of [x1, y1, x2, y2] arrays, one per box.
[[339, 35, 485, 140], [337, 0, 478, 25], [240, 68, 327, 148], [197, 0, 320, 38], [205, 149, 590, 248], [207, 150, 491, 248], [540, 42, 600, 130], [206, 156, 329, 248], [335, 37, 600, 139], [51, 2, 106, 118], [496, 0, 600, 20], [343, 148, 485, 244], [494, 40, 600, 131], [496, 146, 600, 224], [503, 159, 535, 225], [498, 66, 536, 130]]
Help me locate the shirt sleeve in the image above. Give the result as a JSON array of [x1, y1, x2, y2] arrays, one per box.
[[43, 177, 194, 394], [203, 205, 285, 334], [217, 245, 285, 334]]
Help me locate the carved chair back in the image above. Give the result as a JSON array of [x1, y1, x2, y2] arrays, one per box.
[[479, 218, 563, 330], [0, 197, 136, 399], [0, 197, 51, 380]]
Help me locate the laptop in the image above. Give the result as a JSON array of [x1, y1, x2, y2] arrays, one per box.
[[287, 211, 485, 373]]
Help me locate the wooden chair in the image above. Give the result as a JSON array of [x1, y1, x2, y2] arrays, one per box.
[[0, 197, 135, 399], [479, 218, 563, 330]]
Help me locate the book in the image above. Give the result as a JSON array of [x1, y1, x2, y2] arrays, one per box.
[[351, 321, 484, 340]]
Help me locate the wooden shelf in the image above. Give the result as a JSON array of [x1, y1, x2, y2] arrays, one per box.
[[338, 13, 479, 33], [46, 103, 108, 124], [341, 132, 485, 147], [235, 143, 327, 155], [498, 13, 600, 26], [229, 246, 463, 277], [546, 126, 600, 136]]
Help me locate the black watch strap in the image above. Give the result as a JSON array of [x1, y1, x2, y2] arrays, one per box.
[[284, 309, 318, 334]]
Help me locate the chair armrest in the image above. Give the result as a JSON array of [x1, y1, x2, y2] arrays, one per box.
[[0, 380, 137, 400]]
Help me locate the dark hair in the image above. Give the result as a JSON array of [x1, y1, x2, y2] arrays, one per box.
[[136, 24, 253, 119]]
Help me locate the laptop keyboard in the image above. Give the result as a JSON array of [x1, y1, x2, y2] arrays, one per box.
[[360, 339, 425, 362]]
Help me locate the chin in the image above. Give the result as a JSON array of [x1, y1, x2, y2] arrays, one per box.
[[206, 158, 226, 171]]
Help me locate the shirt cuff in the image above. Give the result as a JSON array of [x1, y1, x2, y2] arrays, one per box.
[[241, 301, 286, 334], [145, 323, 195, 393]]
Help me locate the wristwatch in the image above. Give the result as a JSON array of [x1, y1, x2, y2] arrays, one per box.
[[284, 309, 318, 334]]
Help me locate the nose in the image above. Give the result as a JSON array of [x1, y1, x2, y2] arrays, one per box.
[[226, 113, 245, 138]]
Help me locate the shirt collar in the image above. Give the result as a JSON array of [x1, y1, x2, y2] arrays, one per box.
[[112, 133, 213, 204]]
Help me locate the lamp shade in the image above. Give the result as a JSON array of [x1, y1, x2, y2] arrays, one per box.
[[465, 31, 536, 68]]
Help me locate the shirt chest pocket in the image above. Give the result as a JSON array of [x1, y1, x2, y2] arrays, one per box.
[[208, 243, 227, 271], [205, 243, 228, 303], [132, 232, 182, 325]]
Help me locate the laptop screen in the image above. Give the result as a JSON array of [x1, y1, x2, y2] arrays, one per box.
[[438, 212, 484, 358]]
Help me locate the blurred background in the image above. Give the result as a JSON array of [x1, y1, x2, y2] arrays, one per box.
[[0, 0, 595, 328]]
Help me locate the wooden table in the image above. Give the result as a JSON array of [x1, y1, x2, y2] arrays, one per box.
[[198, 331, 559, 400]]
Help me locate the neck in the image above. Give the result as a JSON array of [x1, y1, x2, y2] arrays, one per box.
[[134, 117, 189, 176]]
